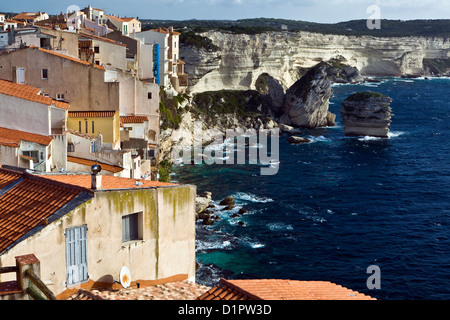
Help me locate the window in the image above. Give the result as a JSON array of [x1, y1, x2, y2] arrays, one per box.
[[78, 121, 81, 132], [85, 121, 88, 134], [122, 212, 142, 242], [94, 46, 100, 54], [92, 121, 95, 133], [67, 143, 75, 152], [41, 68, 48, 79], [16, 67, 25, 84], [56, 94, 65, 101], [23, 150, 39, 163], [147, 92, 152, 99]]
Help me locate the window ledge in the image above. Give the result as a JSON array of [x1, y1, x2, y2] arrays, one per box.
[[121, 239, 144, 249]]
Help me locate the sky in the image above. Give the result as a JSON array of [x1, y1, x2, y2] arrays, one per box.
[[1, 0, 449, 23]]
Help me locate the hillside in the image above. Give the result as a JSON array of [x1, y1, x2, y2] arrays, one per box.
[[142, 18, 450, 38]]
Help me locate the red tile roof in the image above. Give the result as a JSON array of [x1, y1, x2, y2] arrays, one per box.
[[67, 156, 124, 173], [78, 31, 127, 47], [0, 79, 51, 105], [197, 278, 376, 300], [120, 116, 149, 124], [0, 79, 69, 109], [30, 46, 105, 71], [0, 168, 22, 189], [68, 111, 116, 118], [0, 127, 53, 147], [105, 15, 139, 23], [12, 12, 45, 21], [43, 174, 177, 190], [151, 27, 181, 36], [0, 168, 91, 254]]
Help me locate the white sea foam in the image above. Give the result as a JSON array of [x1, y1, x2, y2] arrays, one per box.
[[267, 222, 294, 231], [358, 136, 382, 141], [388, 131, 405, 138], [233, 192, 274, 203], [196, 239, 232, 252]]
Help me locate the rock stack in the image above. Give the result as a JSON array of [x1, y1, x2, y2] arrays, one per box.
[[281, 62, 334, 128], [340, 92, 393, 138]]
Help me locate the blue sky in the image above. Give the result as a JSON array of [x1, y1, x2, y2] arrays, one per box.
[[1, 0, 449, 23]]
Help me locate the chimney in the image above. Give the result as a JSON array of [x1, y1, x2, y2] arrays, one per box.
[[91, 164, 102, 189]]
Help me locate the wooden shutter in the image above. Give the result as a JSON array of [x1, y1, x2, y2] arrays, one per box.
[[65, 225, 88, 286]]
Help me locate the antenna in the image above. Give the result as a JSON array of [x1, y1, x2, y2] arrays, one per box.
[[119, 266, 131, 288]]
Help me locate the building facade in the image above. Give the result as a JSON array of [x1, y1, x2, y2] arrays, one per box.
[[0, 167, 196, 296]]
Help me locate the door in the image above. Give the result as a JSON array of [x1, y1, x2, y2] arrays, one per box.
[[16, 67, 25, 84], [65, 225, 88, 286]]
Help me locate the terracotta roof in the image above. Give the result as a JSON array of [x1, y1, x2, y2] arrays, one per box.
[[0, 127, 53, 147], [30, 46, 105, 71], [197, 279, 376, 300], [67, 156, 124, 173], [78, 31, 127, 47], [105, 15, 138, 23], [0, 79, 51, 105], [120, 116, 149, 124], [43, 174, 177, 190], [68, 111, 116, 118], [0, 168, 90, 254], [53, 100, 70, 110], [0, 168, 22, 189], [151, 27, 181, 36], [12, 12, 45, 21], [0, 79, 69, 110], [5, 19, 26, 25]]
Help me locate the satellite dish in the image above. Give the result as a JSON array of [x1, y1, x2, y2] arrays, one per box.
[[119, 266, 131, 288]]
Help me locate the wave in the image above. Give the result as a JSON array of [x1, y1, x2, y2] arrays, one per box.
[[267, 222, 294, 231], [232, 192, 274, 203], [307, 135, 333, 143], [196, 239, 233, 252], [357, 131, 405, 141], [388, 131, 405, 138]]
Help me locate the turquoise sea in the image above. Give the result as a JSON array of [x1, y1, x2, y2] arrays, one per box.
[[173, 77, 450, 300]]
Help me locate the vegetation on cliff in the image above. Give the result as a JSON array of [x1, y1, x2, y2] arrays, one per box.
[[345, 91, 390, 102], [142, 18, 450, 38], [191, 90, 271, 125]]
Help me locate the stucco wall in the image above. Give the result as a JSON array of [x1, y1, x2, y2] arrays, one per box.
[[92, 39, 126, 71], [0, 184, 196, 296], [0, 93, 50, 136], [0, 47, 120, 112]]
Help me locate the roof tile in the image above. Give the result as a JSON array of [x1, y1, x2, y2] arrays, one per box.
[[42, 174, 177, 190], [68, 111, 116, 118], [197, 278, 376, 300], [0, 168, 87, 254], [67, 156, 124, 173], [0, 127, 53, 147]]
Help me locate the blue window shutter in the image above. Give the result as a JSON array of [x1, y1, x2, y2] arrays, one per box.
[[65, 225, 88, 286]]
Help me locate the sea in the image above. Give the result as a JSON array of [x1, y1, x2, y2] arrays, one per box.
[[171, 77, 450, 300]]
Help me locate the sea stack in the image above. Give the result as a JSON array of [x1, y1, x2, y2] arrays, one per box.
[[340, 92, 393, 138], [282, 62, 334, 128]]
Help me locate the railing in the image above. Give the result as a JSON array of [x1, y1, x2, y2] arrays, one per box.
[[0, 254, 57, 300], [25, 269, 57, 300]]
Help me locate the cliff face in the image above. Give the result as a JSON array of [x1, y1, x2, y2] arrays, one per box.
[[180, 30, 450, 93]]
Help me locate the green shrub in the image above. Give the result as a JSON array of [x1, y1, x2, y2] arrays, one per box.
[[158, 159, 172, 182]]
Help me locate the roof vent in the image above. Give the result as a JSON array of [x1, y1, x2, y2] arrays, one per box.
[[91, 164, 102, 189]]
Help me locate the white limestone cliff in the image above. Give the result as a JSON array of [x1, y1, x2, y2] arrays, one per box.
[[181, 30, 450, 93]]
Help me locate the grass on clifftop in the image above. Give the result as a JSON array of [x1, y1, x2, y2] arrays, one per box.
[[345, 92, 391, 102]]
